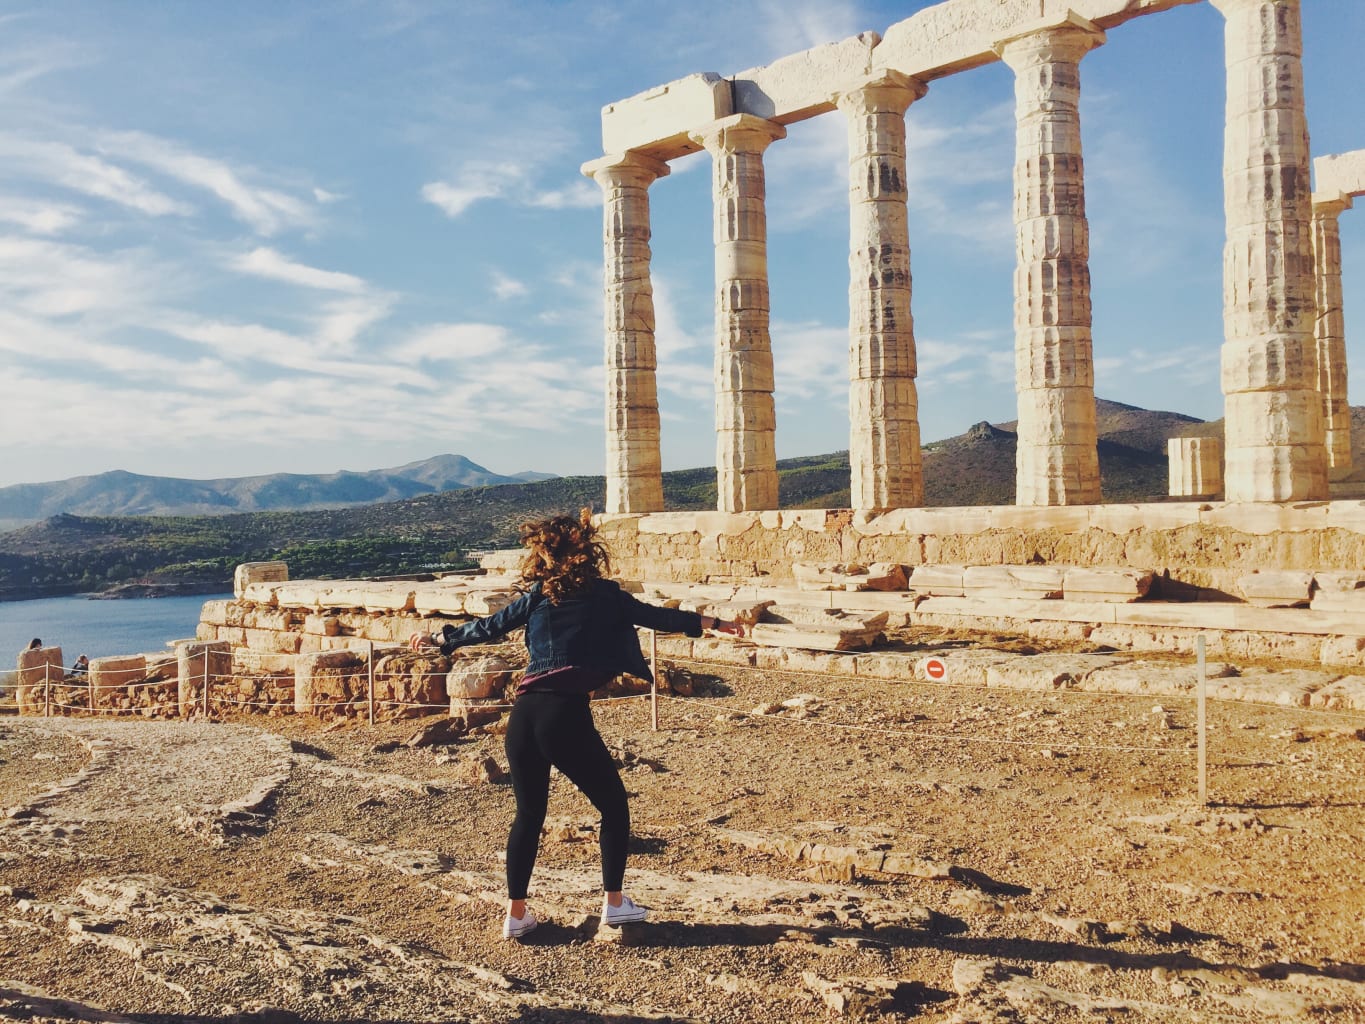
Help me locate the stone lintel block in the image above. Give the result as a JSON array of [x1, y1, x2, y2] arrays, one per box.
[[988, 505, 1092, 533], [1313, 571, 1365, 594], [636, 512, 703, 535], [963, 564, 1066, 599], [1313, 149, 1365, 200], [1231, 605, 1365, 638], [413, 588, 469, 617], [692, 512, 758, 538], [1087, 503, 1203, 533], [465, 590, 517, 616], [874, 0, 1169, 80], [234, 560, 288, 599], [241, 582, 285, 607], [735, 32, 880, 123], [916, 596, 1119, 626], [263, 581, 327, 609], [1201, 500, 1330, 535], [853, 506, 994, 536], [906, 564, 966, 595], [1237, 570, 1314, 605], [601, 73, 733, 160], [1308, 590, 1365, 615], [1062, 568, 1154, 601]]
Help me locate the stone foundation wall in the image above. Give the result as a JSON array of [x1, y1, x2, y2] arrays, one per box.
[[596, 503, 1365, 598]]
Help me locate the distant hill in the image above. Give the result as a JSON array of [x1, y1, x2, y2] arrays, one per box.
[[2, 398, 1359, 601], [0, 455, 554, 521]]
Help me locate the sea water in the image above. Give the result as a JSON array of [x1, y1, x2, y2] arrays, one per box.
[[0, 593, 229, 676]]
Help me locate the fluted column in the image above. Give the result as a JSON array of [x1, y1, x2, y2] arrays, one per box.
[[689, 115, 786, 512], [582, 152, 670, 513], [834, 72, 928, 511], [1212, 0, 1326, 501], [996, 16, 1104, 506], [1311, 192, 1353, 481]]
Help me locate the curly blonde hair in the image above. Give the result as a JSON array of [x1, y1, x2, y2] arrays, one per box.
[[518, 508, 610, 604]]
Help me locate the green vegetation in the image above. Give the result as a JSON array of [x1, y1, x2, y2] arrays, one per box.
[[0, 402, 1205, 601]]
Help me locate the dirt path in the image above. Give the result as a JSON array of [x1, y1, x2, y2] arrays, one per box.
[[2, 653, 1363, 1023]]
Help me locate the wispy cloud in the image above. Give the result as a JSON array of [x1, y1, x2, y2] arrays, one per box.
[[0, 134, 190, 217], [231, 246, 368, 293], [0, 235, 163, 319], [390, 322, 512, 363], [0, 195, 83, 234], [420, 166, 512, 218], [104, 130, 315, 235], [491, 271, 528, 300], [528, 179, 599, 210], [422, 158, 598, 218]]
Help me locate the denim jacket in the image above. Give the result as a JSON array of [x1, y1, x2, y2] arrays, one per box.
[[435, 577, 703, 683]]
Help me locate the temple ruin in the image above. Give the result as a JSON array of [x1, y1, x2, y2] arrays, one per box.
[[16, 0, 1365, 723], [581, 0, 1357, 512]]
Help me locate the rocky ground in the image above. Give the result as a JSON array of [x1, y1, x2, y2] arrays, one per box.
[[1, 631, 1363, 1023]]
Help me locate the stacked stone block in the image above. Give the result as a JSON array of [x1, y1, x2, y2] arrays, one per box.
[[583, 153, 670, 513], [996, 16, 1104, 506], [1310, 193, 1353, 481], [1212, 0, 1326, 501], [690, 114, 786, 513], [836, 71, 928, 511]]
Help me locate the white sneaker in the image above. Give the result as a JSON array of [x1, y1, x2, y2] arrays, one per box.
[[602, 894, 648, 925], [502, 909, 537, 939]]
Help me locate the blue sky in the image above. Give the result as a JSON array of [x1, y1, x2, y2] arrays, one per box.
[[0, 0, 1360, 488]]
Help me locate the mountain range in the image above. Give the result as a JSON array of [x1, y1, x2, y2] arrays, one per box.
[[1, 398, 1361, 602], [0, 455, 555, 526]]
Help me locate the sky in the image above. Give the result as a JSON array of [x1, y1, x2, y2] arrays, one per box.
[[0, 0, 1361, 488]]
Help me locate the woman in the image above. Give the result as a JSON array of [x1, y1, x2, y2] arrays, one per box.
[[410, 511, 743, 940]]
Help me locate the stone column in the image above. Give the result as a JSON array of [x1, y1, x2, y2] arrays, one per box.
[[1311, 192, 1353, 481], [1212, 0, 1326, 501], [834, 72, 928, 510], [582, 153, 671, 513], [689, 115, 786, 513], [996, 16, 1104, 507]]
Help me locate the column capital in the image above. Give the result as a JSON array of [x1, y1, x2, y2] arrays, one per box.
[[1311, 191, 1354, 218], [688, 114, 786, 156], [993, 12, 1105, 69], [581, 151, 671, 187], [833, 70, 928, 118]]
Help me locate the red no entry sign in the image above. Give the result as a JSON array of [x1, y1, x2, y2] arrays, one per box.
[[923, 656, 947, 681]]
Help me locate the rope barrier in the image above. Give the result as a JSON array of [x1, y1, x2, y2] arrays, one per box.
[[662, 653, 1365, 724], [657, 693, 1182, 755]]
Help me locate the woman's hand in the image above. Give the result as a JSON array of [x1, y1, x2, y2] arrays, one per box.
[[408, 631, 437, 652]]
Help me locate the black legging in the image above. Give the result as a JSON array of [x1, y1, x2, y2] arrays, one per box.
[[503, 690, 630, 900]]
